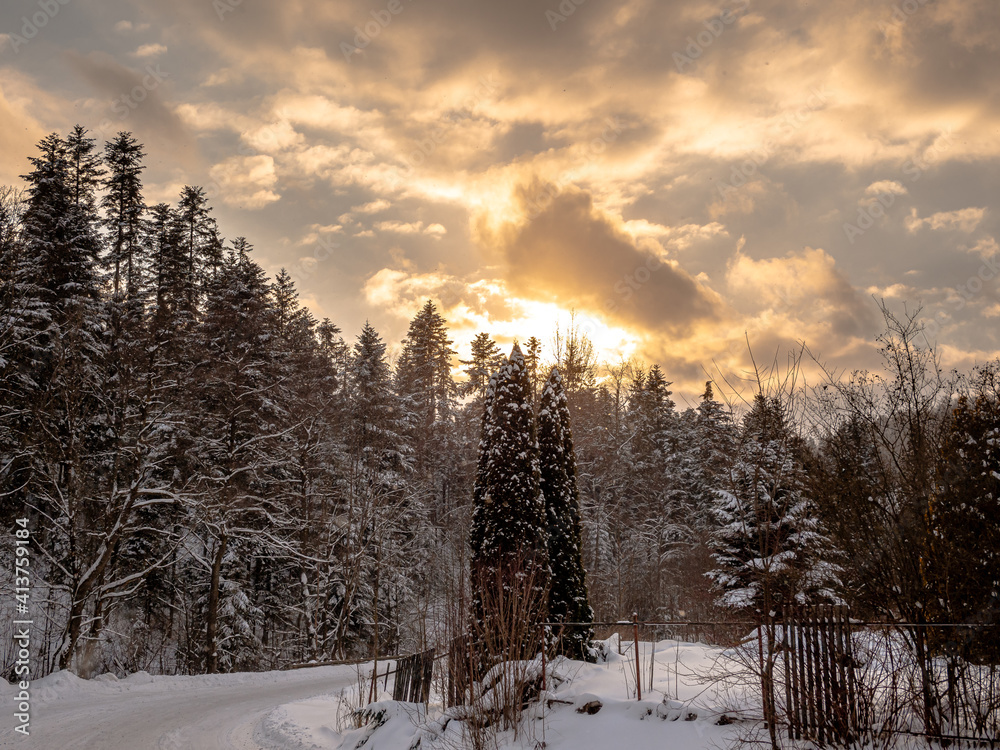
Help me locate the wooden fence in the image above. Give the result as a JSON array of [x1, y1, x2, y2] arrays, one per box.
[[781, 605, 857, 746], [392, 648, 435, 704]]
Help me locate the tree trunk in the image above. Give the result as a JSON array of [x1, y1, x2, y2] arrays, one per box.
[[205, 534, 228, 674]]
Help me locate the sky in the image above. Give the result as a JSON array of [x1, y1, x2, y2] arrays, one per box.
[[2, 0, 999, 404]]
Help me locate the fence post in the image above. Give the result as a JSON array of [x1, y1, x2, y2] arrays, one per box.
[[541, 624, 547, 694], [633, 612, 642, 701], [782, 606, 793, 740]]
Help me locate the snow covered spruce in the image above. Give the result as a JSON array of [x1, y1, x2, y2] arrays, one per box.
[[469, 345, 594, 671]]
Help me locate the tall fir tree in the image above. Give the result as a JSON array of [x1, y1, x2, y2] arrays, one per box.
[[538, 367, 593, 660], [395, 300, 457, 477], [350, 321, 408, 481], [173, 186, 221, 315], [469, 344, 549, 665], [461, 331, 504, 399], [101, 132, 146, 298], [16, 129, 115, 671], [188, 238, 286, 673], [924, 366, 1000, 661]]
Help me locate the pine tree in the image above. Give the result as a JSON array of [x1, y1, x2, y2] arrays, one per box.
[[925, 366, 1000, 661], [350, 321, 408, 481], [538, 367, 593, 660], [524, 336, 543, 404], [461, 331, 504, 399], [188, 238, 288, 673], [102, 132, 146, 298], [708, 394, 840, 614], [469, 344, 548, 665], [173, 186, 221, 314], [395, 300, 457, 475], [16, 130, 120, 671]]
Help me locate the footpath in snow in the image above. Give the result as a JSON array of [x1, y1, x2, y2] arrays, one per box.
[[0, 663, 361, 749]]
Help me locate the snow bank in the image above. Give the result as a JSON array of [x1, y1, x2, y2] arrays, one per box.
[[261, 637, 752, 750]]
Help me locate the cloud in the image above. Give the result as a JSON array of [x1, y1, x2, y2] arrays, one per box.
[[114, 21, 151, 33], [65, 50, 190, 148], [905, 207, 986, 233], [960, 236, 999, 257], [474, 181, 723, 335], [134, 43, 167, 58], [865, 180, 908, 196], [372, 220, 448, 236], [0, 76, 50, 186], [727, 246, 878, 340], [208, 155, 281, 209], [375, 220, 425, 234], [352, 199, 391, 214]]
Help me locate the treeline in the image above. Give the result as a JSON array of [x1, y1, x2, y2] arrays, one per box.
[[1, 127, 997, 680]]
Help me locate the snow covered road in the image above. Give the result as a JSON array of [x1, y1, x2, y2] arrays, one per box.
[[0, 664, 362, 750]]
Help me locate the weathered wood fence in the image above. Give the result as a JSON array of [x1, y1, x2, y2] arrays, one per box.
[[781, 604, 858, 746], [392, 648, 435, 703]]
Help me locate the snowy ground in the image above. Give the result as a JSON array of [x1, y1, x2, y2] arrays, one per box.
[[260, 636, 758, 750], [0, 638, 758, 749], [0, 663, 363, 749]]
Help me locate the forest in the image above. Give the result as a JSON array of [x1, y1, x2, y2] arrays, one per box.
[[1, 126, 998, 685]]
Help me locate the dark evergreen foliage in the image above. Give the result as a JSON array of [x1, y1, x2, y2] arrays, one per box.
[[708, 394, 840, 613], [538, 367, 593, 660], [469, 345, 548, 665]]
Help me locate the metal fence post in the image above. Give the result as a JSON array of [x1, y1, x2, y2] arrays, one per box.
[[633, 612, 642, 701]]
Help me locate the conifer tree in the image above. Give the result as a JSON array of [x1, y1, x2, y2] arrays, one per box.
[[147, 202, 187, 342], [65, 125, 105, 215], [461, 331, 504, 399], [184, 238, 289, 672], [469, 344, 548, 664], [708, 394, 840, 613], [20, 132, 102, 314], [174, 186, 221, 314], [350, 321, 408, 480], [16, 130, 118, 671], [102, 132, 146, 297], [395, 300, 456, 475], [538, 367, 593, 660], [524, 335, 543, 404], [925, 366, 1000, 661]]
